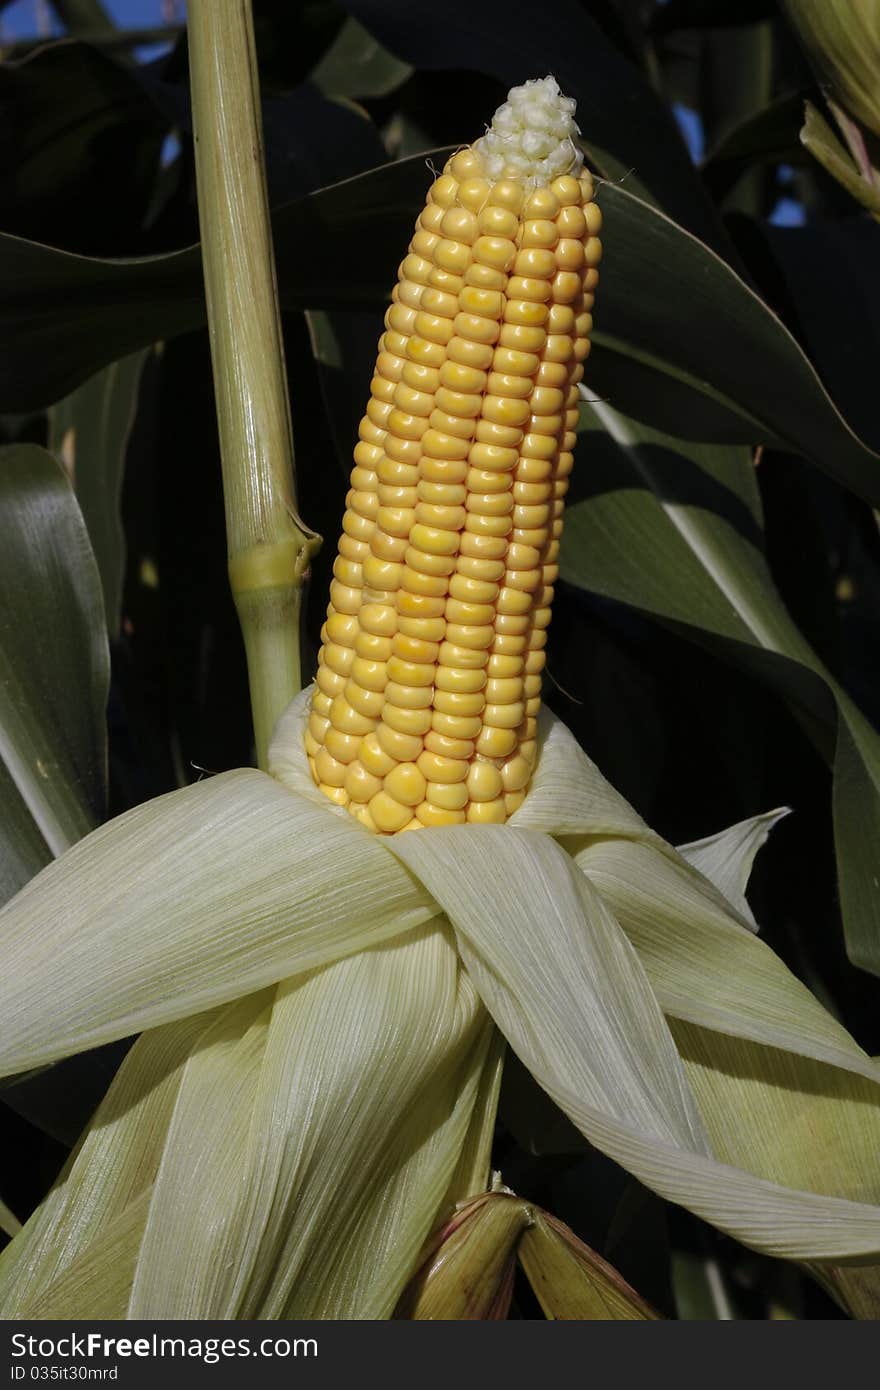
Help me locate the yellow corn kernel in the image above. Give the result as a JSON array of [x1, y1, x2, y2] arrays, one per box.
[[384, 762, 428, 808], [466, 797, 507, 824], [416, 802, 466, 827], [466, 760, 504, 802], [308, 75, 598, 831], [415, 750, 468, 786], [345, 762, 383, 803], [425, 780, 469, 811], [369, 791, 413, 834]]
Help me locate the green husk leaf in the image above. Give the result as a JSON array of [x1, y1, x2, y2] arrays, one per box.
[[397, 1192, 527, 1320], [518, 1210, 659, 1320], [673, 1021, 880, 1316], [673, 1023, 880, 1208], [799, 100, 880, 216]]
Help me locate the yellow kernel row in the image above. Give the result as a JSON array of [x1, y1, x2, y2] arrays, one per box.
[[308, 145, 600, 830]]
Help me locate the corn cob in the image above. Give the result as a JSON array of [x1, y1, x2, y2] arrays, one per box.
[[306, 76, 600, 833]]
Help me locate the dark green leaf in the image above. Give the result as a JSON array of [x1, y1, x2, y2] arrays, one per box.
[[48, 351, 149, 637], [562, 408, 880, 973], [702, 91, 811, 201], [591, 182, 880, 504], [0, 445, 109, 879], [3, 156, 878, 508], [310, 15, 412, 98], [652, 0, 776, 31], [338, 0, 731, 250], [734, 217, 880, 453], [0, 151, 438, 410], [0, 42, 169, 255]]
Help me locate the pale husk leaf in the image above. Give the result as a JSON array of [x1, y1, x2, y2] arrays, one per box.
[[130, 921, 492, 1319], [0, 1008, 215, 1316], [673, 1021, 880, 1315], [439, 1027, 506, 1210], [676, 808, 791, 930], [0, 767, 435, 1076], [393, 826, 880, 1260], [568, 835, 877, 1079], [0, 1199, 21, 1239], [672, 1021, 880, 1207], [391, 827, 711, 1152]]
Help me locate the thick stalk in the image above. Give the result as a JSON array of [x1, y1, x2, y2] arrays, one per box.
[[187, 0, 320, 769]]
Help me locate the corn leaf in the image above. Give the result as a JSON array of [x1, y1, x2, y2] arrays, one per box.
[[48, 351, 149, 636], [393, 825, 880, 1260], [0, 766, 435, 1077], [337, 0, 729, 248], [589, 187, 880, 504], [310, 16, 412, 99], [0, 445, 108, 884], [562, 406, 880, 974], [676, 808, 791, 929], [5, 159, 879, 516], [129, 923, 492, 1319]]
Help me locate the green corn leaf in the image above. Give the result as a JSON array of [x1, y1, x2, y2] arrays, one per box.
[[0, 444, 109, 884], [561, 406, 880, 974], [48, 351, 149, 636]]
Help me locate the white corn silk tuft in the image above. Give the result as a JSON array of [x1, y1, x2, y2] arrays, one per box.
[[472, 75, 583, 189]]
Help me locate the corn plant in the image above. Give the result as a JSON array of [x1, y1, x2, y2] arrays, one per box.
[[1, 0, 879, 1321]]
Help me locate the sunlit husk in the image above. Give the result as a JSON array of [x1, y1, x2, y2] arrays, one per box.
[[391, 821, 880, 1262], [130, 921, 492, 1319], [3, 926, 493, 1319], [569, 835, 876, 1077], [0, 1009, 216, 1317], [3, 688, 880, 1316], [676, 808, 791, 930], [0, 765, 435, 1076]]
